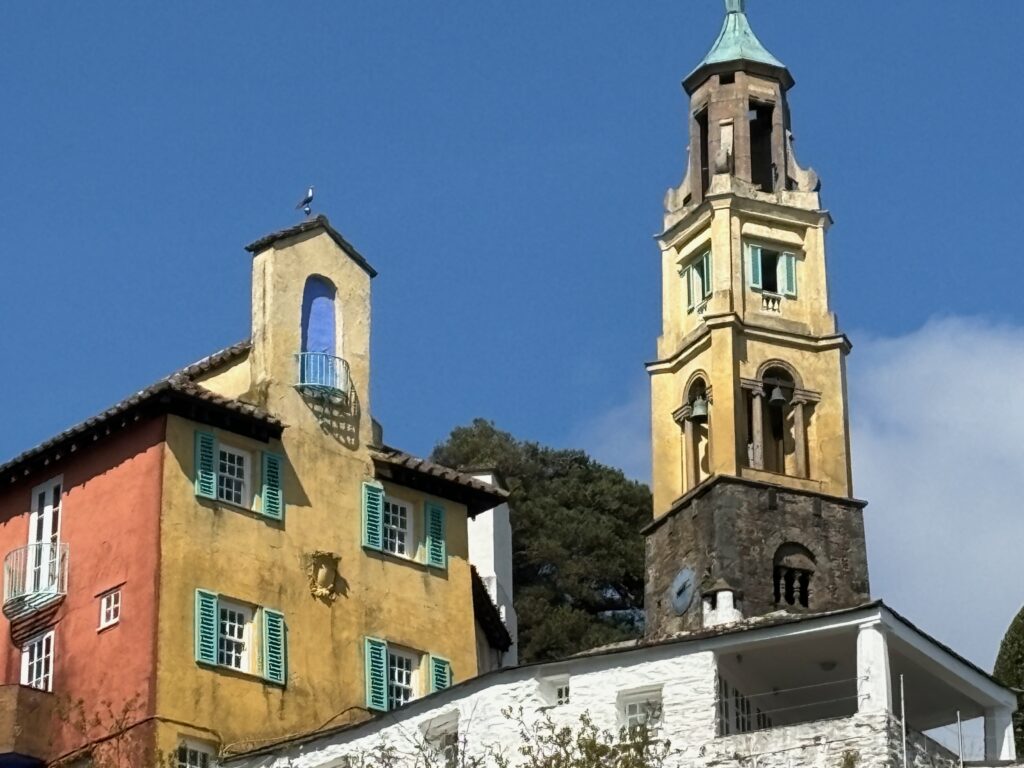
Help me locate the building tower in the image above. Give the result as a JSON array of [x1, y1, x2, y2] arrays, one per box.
[[644, 0, 870, 638]]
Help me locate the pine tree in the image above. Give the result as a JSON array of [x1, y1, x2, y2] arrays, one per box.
[[994, 604, 1024, 754], [431, 419, 651, 662]]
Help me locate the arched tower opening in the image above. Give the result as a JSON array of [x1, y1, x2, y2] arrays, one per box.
[[773, 543, 816, 609]]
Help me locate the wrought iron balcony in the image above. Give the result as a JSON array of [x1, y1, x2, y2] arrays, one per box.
[[295, 352, 350, 402], [2, 542, 69, 619]]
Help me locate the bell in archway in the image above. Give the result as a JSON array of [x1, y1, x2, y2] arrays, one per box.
[[769, 386, 788, 408], [690, 395, 709, 423]]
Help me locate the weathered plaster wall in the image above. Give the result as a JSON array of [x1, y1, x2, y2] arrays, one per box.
[[644, 478, 870, 637], [226, 642, 912, 768], [0, 418, 165, 762], [156, 226, 479, 754]]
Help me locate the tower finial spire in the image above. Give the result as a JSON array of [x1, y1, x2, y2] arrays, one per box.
[[725, 0, 745, 13]]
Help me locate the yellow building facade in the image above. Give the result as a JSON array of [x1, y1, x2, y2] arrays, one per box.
[[151, 218, 507, 758]]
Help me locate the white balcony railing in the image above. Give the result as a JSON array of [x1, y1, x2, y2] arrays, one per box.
[[3, 542, 69, 618], [761, 291, 783, 313], [295, 352, 350, 402]]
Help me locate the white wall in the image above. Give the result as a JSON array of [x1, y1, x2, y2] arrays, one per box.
[[468, 471, 518, 666]]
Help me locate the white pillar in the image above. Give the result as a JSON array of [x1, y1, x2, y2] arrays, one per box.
[[984, 707, 1016, 762], [857, 621, 892, 714]]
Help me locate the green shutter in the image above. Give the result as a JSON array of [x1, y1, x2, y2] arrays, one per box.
[[194, 589, 218, 665], [430, 656, 452, 692], [262, 608, 287, 685], [749, 245, 762, 289], [194, 431, 217, 500], [425, 503, 447, 569], [261, 452, 285, 520], [683, 266, 694, 311], [702, 251, 713, 300], [362, 482, 384, 550], [365, 637, 388, 711], [783, 252, 797, 297]]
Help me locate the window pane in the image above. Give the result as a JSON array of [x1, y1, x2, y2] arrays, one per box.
[[382, 500, 409, 556], [387, 651, 415, 709]]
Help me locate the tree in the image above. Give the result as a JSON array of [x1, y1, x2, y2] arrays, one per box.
[[994, 604, 1024, 754], [431, 419, 652, 662]]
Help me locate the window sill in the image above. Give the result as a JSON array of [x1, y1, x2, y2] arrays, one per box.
[[97, 621, 120, 634], [362, 546, 448, 573], [196, 661, 285, 688]]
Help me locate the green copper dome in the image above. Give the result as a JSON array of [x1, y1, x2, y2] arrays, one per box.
[[685, 0, 789, 91]]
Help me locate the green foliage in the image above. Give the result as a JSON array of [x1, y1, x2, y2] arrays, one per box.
[[994, 604, 1024, 754], [431, 419, 652, 662]]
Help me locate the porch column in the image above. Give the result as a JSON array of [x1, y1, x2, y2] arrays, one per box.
[[857, 621, 892, 714], [984, 707, 1016, 762], [750, 387, 764, 470], [792, 397, 808, 478]]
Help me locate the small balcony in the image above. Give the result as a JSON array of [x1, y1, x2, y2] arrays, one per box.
[[295, 352, 350, 403], [760, 291, 783, 313], [2, 543, 69, 620]]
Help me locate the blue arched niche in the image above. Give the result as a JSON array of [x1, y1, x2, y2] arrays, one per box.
[[300, 276, 338, 356]]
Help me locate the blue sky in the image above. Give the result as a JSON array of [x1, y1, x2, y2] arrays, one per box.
[[1, 3, 1022, 674]]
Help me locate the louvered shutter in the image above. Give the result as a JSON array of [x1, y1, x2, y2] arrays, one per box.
[[430, 655, 452, 692], [425, 503, 447, 569], [194, 432, 217, 500], [749, 245, 763, 289], [362, 482, 384, 550], [262, 608, 287, 685], [194, 589, 218, 665], [782, 252, 797, 297], [682, 266, 694, 311], [365, 637, 388, 711], [702, 251, 713, 299], [261, 452, 285, 520]]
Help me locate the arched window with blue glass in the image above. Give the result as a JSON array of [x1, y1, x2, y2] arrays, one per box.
[[297, 276, 347, 398]]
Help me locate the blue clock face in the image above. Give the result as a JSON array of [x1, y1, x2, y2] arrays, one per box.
[[669, 567, 696, 615]]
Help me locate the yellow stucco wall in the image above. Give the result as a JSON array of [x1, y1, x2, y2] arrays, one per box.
[[153, 228, 480, 756], [649, 194, 853, 515]]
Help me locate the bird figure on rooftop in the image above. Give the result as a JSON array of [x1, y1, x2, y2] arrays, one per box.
[[296, 186, 315, 217]]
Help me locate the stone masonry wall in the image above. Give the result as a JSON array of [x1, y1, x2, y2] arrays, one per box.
[[645, 477, 870, 638]]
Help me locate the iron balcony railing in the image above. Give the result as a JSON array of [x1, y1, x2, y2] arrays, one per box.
[[295, 352, 351, 401], [3, 542, 69, 618]]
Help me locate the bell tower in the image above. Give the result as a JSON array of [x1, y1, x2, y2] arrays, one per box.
[[644, 0, 870, 639]]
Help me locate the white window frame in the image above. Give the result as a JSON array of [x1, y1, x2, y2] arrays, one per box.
[[28, 476, 63, 594], [176, 739, 215, 768], [216, 444, 252, 508], [21, 629, 55, 692], [386, 646, 421, 710], [619, 688, 663, 736], [539, 674, 571, 707], [382, 495, 415, 559], [217, 599, 254, 673], [99, 588, 122, 630]]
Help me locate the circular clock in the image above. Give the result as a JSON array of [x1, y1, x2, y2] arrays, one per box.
[[669, 566, 696, 615]]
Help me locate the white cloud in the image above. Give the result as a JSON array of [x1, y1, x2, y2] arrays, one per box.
[[571, 316, 1024, 671], [852, 316, 1024, 671]]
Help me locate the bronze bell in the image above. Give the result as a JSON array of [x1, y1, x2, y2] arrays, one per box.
[[769, 385, 788, 408], [690, 395, 709, 423]]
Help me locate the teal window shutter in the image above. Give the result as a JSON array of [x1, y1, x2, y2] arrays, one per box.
[[261, 452, 285, 520], [430, 655, 452, 692], [702, 251, 713, 299], [749, 245, 762, 289], [365, 637, 388, 711], [682, 266, 694, 311], [362, 482, 384, 550], [194, 589, 218, 665], [262, 608, 287, 685], [194, 432, 217, 500], [783, 252, 797, 297], [425, 503, 447, 569]]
